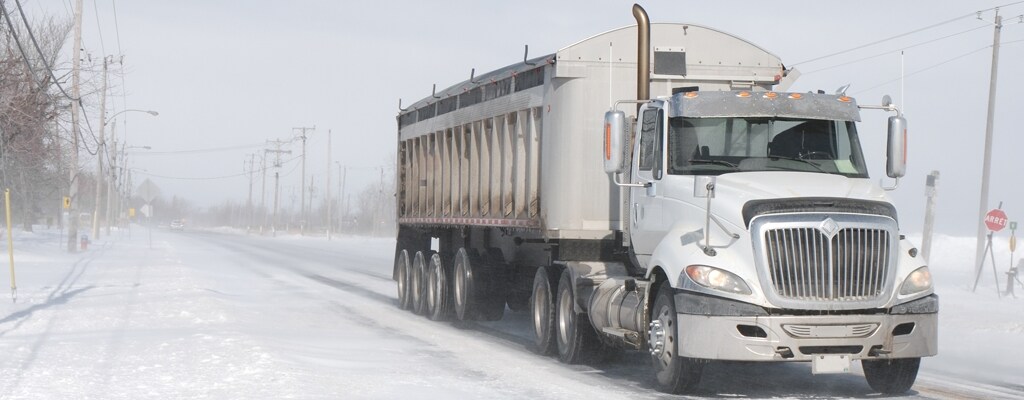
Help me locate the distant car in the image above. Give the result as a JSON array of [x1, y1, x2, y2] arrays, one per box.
[[170, 220, 184, 230]]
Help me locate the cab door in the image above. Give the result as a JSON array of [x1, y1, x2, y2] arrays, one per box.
[[629, 104, 666, 260]]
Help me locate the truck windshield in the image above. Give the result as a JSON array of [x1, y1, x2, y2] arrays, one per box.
[[667, 117, 869, 178]]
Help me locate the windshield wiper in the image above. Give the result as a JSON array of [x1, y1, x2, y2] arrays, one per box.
[[689, 159, 738, 168], [767, 156, 827, 172]]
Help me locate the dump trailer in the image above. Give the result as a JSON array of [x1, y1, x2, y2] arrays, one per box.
[[393, 4, 936, 395]]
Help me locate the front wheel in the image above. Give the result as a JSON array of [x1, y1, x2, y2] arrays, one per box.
[[650, 281, 703, 394], [862, 358, 920, 394]]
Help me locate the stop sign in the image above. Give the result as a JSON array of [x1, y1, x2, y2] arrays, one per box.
[[985, 209, 1008, 232]]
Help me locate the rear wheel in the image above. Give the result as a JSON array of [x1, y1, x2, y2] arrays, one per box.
[[531, 265, 559, 355], [411, 251, 432, 315], [453, 248, 478, 321], [862, 358, 920, 394], [426, 253, 450, 321], [395, 249, 412, 310], [650, 281, 703, 394], [454, 248, 505, 321], [556, 268, 599, 364]]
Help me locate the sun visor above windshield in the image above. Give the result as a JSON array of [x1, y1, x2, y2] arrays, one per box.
[[671, 91, 861, 122]]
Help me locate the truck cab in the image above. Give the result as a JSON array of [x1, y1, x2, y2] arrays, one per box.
[[605, 88, 936, 393]]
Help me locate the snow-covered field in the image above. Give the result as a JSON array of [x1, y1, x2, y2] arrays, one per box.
[[0, 226, 1020, 399]]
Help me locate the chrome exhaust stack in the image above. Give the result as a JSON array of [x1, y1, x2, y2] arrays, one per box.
[[632, 4, 650, 103]]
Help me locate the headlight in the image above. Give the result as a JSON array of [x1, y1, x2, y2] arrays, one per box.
[[685, 265, 752, 295], [899, 266, 933, 296]]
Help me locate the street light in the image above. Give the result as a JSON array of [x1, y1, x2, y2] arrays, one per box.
[[98, 109, 158, 237]]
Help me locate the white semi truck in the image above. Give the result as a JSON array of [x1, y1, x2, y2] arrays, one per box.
[[393, 4, 936, 395]]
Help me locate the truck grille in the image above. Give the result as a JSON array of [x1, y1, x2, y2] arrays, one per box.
[[763, 227, 891, 302]]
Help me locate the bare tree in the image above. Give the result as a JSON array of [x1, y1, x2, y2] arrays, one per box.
[[0, 6, 72, 231]]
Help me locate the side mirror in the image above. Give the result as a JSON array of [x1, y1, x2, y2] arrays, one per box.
[[886, 115, 907, 178], [603, 110, 629, 174]]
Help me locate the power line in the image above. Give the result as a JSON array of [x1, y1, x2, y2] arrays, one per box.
[[802, 24, 990, 75], [1, 0, 78, 101], [791, 14, 977, 66], [133, 155, 301, 181], [791, 1, 1024, 67], [130, 142, 267, 156], [110, 0, 122, 53], [852, 45, 992, 95], [134, 170, 249, 181], [90, 0, 106, 56]]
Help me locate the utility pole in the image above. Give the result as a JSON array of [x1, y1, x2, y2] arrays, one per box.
[[975, 11, 1002, 278], [307, 176, 316, 229], [246, 153, 255, 234], [293, 125, 315, 235], [259, 152, 267, 233], [326, 130, 332, 241], [67, 0, 84, 252], [265, 139, 291, 236], [105, 121, 116, 235], [922, 171, 939, 261], [92, 57, 109, 240], [337, 163, 347, 232]]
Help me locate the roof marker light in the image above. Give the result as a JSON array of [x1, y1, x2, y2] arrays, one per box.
[[736, 91, 751, 98], [788, 93, 802, 99], [838, 96, 852, 103], [764, 92, 778, 99], [684, 92, 698, 98]]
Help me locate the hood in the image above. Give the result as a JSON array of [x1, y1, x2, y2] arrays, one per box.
[[666, 171, 891, 229]]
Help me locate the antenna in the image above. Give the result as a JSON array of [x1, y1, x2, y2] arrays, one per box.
[[432, 84, 440, 99], [398, 98, 407, 112]]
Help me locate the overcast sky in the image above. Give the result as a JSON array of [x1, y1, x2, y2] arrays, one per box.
[[27, 0, 1024, 236]]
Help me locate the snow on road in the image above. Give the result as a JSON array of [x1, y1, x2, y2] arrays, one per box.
[[0, 227, 1021, 399]]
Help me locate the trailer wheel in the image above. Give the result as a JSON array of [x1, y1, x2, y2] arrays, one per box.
[[426, 252, 451, 321], [862, 358, 920, 394], [530, 265, 559, 355], [453, 248, 479, 321], [411, 250, 432, 315], [556, 268, 599, 364], [395, 249, 412, 310], [650, 281, 703, 394]]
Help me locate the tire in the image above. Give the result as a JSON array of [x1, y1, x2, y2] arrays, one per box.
[[411, 251, 432, 315], [426, 253, 450, 321], [453, 248, 478, 321], [556, 268, 599, 364], [862, 358, 920, 394], [531, 265, 559, 355], [395, 249, 412, 310], [454, 248, 505, 321], [650, 281, 703, 394]]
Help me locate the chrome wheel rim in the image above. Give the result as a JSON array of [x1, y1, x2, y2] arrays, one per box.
[[533, 282, 548, 337], [557, 285, 573, 346], [650, 304, 673, 367]]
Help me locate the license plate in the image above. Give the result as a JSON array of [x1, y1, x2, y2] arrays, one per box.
[[811, 354, 851, 374]]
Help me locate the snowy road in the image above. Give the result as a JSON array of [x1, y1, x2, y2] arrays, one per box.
[[0, 228, 1021, 399]]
